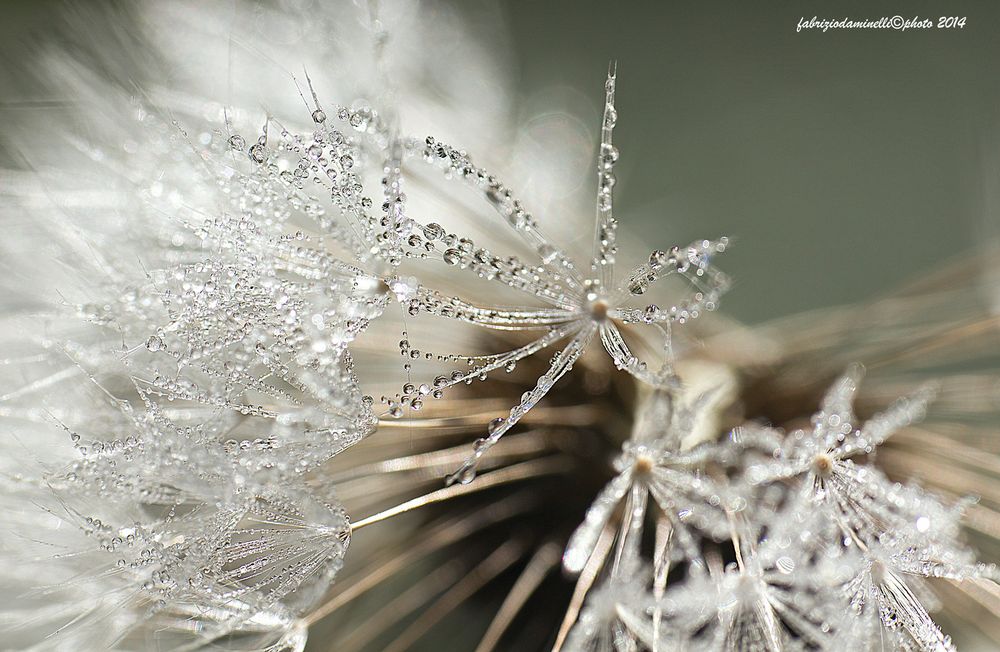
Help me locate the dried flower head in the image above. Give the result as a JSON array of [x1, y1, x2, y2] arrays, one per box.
[[1, 2, 999, 652]]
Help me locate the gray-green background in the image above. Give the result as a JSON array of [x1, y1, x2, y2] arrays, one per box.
[[500, 0, 1000, 322]]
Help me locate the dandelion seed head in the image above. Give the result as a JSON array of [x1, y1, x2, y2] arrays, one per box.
[[1, 2, 998, 650]]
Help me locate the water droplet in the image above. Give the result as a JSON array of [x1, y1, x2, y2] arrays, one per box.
[[776, 556, 796, 574], [423, 223, 445, 241], [628, 279, 647, 295], [687, 243, 711, 269], [449, 463, 476, 485], [349, 111, 368, 130], [599, 143, 619, 169], [537, 244, 558, 264]]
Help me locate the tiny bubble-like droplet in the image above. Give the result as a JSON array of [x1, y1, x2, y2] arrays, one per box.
[[248, 143, 266, 163]]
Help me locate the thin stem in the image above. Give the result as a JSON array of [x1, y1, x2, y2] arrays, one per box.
[[327, 430, 554, 483], [552, 520, 617, 652], [349, 456, 572, 531], [474, 542, 561, 652], [377, 403, 608, 430], [652, 516, 673, 652], [381, 539, 527, 652], [727, 510, 745, 572], [303, 493, 538, 627]]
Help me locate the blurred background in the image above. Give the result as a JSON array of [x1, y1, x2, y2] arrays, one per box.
[[499, 0, 1000, 323], [2, 0, 999, 324]]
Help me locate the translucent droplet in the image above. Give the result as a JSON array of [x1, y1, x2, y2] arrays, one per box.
[[599, 143, 619, 169], [687, 245, 710, 269], [349, 111, 368, 130], [488, 417, 506, 435], [776, 556, 796, 574], [448, 463, 477, 485], [248, 143, 266, 164], [145, 335, 164, 352], [537, 244, 558, 264], [311, 109, 327, 124], [423, 223, 445, 241]]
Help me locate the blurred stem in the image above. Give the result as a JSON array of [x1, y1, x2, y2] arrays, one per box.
[[349, 456, 572, 531]]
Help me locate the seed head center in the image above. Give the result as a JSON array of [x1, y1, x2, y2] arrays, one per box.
[[586, 298, 610, 322], [812, 453, 834, 477], [634, 454, 654, 474]]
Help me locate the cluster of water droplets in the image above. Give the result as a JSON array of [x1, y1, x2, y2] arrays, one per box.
[[303, 70, 735, 487], [556, 367, 997, 651], [0, 89, 420, 648]]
